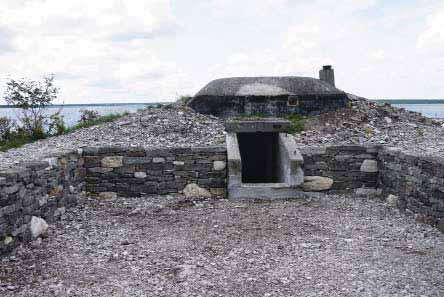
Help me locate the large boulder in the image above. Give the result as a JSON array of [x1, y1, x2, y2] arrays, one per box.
[[302, 176, 334, 192], [386, 194, 399, 207], [30, 216, 48, 239], [183, 183, 212, 198]]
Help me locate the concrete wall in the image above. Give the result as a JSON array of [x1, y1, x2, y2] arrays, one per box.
[[300, 145, 380, 191], [189, 95, 348, 118], [0, 151, 83, 254], [82, 146, 227, 197], [378, 148, 444, 227]]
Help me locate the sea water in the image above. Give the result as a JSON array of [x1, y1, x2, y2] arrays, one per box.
[[0, 103, 153, 127], [391, 104, 444, 118], [1, 102, 443, 128]]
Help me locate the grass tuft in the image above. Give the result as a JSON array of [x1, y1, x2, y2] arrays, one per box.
[[65, 112, 128, 133], [285, 114, 305, 134]]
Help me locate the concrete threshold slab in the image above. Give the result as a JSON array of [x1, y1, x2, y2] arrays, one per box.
[[229, 183, 304, 200]]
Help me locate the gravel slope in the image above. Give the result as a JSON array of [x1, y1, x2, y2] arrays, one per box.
[[1, 194, 443, 296], [294, 95, 444, 157], [0, 107, 225, 169]]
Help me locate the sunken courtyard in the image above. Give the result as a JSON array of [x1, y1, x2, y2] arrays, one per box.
[[1, 66, 444, 296]]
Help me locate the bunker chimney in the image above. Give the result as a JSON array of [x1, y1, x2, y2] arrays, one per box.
[[319, 65, 335, 87]]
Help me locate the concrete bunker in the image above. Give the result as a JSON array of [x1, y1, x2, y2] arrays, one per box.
[[187, 66, 347, 118], [225, 119, 304, 200]]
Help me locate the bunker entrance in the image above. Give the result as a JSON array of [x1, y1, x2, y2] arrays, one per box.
[[237, 132, 280, 183]]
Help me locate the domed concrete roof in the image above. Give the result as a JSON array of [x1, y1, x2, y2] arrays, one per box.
[[195, 76, 343, 97]]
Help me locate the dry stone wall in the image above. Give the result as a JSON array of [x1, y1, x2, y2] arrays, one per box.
[[82, 146, 227, 198], [378, 148, 444, 228], [300, 145, 380, 190], [3, 142, 444, 255], [0, 151, 84, 254]]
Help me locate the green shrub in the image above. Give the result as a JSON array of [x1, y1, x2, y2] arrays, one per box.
[[286, 114, 305, 134], [0, 133, 34, 152], [176, 95, 192, 105], [48, 112, 67, 135], [0, 117, 15, 141], [4, 75, 58, 139], [67, 112, 128, 133], [79, 109, 99, 124]]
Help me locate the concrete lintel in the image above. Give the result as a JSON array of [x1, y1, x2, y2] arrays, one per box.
[[225, 118, 291, 133]]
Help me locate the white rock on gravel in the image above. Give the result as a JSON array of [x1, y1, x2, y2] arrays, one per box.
[[99, 192, 118, 200], [3, 236, 13, 245], [355, 187, 382, 197], [387, 194, 399, 207], [183, 183, 212, 198], [30, 216, 48, 239], [302, 176, 334, 192]]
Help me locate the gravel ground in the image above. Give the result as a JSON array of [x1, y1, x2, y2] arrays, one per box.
[[0, 107, 225, 169], [1, 194, 443, 297], [294, 95, 444, 157]]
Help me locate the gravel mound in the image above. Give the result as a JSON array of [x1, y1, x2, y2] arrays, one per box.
[[294, 94, 444, 157], [1, 194, 443, 296], [2, 95, 444, 169], [0, 107, 225, 169]]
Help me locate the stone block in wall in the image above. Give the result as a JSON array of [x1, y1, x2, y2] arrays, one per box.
[[213, 161, 226, 171], [82, 156, 102, 168], [101, 156, 123, 168], [123, 157, 152, 165], [360, 160, 378, 173], [87, 167, 114, 174], [135, 172, 147, 179]]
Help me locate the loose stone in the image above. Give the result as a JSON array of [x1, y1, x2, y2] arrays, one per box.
[[30, 216, 48, 239], [302, 176, 334, 192], [183, 183, 212, 198]]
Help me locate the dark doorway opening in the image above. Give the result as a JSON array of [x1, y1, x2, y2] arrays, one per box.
[[237, 132, 279, 183]]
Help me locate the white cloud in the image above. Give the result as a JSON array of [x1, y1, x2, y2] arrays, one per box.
[[370, 50, 386, 60], [208, 0, 289, 18], [0, 0, 443, 103], [417, 9, 444, 54], [0, 0, 182, 103]]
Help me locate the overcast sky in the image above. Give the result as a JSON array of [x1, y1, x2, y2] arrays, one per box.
[[0, 0, 443, 104]]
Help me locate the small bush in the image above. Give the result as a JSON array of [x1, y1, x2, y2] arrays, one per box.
[[79, 109, 99, 124], [67, 112, 127, 133], [4, 75, 58, 139], [176, 95, 192, 105], [0, 117, 15, 141], [48, 112, 66, 135], [0, 133, 34, 152], [286, 114, 305, 134]]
